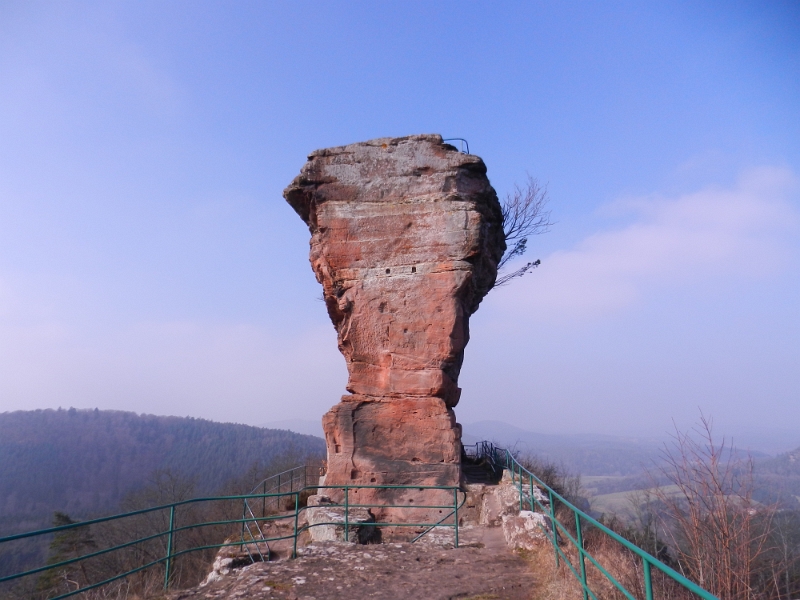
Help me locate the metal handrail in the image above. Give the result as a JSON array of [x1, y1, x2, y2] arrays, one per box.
[[239, 465, 318, 560], [470, 442, 718, 600], [0, 482, 462, 599], [244, 465, 314, 522], [1, 444, 719, 599], [442, 137, 470, 154], [240, 492, 267, 565], [247, 465, 312, 497], [410, 492, 467, 544]]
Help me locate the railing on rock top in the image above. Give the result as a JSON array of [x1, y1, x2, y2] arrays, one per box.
[[442, 137, 470, 154], [240, 465, 319, 563]]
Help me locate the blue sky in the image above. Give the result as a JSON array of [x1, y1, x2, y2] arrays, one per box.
[[0, 1, 798, 439]]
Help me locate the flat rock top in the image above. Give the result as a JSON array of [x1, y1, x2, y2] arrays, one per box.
[[170, 541, 536, 600], [285, 134, 493, 209]]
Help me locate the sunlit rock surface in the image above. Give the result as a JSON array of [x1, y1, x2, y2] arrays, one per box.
[[284, 134, 505, 504]]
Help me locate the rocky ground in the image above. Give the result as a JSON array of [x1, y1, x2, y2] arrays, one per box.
[[165, 474, 549, 599], [168, 539, 537, 600]]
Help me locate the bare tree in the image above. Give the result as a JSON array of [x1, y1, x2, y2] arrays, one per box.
[[769, 511, 800, 599], [650, 415, 779, 600], [495, 175, 552, 287]]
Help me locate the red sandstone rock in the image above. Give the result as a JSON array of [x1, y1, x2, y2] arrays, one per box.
[[284, 134, 505, 503], [323, 396, 461, 485]]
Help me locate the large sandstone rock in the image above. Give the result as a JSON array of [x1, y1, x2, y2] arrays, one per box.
[[284, 134, 505, 522]]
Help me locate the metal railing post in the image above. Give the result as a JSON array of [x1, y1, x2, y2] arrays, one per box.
[[575, 512, 588, 600], [240, 499, 246, 541], [292, 492, 299, 559], [454, 488, 459, 548], [529, 472, 535, 511], [518, 463, 523, 512], [344, 487, 350, 543], [262, 481, 266, 518], [548, 489, 559, 566], [644, 559, 654, 600], [163, 505, 175, 591]]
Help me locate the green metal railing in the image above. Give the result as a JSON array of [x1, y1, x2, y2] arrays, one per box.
[[247, 465, 317, 515], [238, 465, 318, 564], [0, 481, 462, 600], [1, 443, 718, 600], [466, 442, 718, 600]]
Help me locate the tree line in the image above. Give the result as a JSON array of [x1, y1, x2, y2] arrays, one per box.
[[0, 408, 325, 596]]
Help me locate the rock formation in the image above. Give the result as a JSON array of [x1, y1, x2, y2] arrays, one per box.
[[284, 134, 505, 516]]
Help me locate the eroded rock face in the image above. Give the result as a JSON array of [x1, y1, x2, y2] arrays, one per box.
[[284, 134, 505, 503]]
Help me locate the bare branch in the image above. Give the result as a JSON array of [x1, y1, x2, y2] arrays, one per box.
[[494, 259, 540, 287], [495, 175, 552, 287], [647, 414, 782, 599]]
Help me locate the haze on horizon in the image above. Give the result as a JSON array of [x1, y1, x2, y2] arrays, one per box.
[[0, 2, 798, 443]]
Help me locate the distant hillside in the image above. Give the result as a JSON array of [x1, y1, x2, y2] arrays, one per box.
[[754, 446, 800, 509], [0, 408, 325, 536], [462, 420, 665, 476], [583, 445, 800, 518], [261, 418, 325, 438], [461, 420, 787, 477]]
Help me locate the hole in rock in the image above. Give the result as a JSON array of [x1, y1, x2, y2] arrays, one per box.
[[411, 266, 416, 273], [335, 445, 341, 453], [370, 478, 376, 483], [408, 499, 414, 503], [385, 268, 390, 274], [378, 302, 386, 313], [350, 469, 359, 479]]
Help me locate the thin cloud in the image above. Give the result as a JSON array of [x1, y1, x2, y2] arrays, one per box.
[[497, 166, 799, 320]]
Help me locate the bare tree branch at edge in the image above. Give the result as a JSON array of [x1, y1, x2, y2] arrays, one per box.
[[647, 414, 781, 600], [495, 175, 553, 287]]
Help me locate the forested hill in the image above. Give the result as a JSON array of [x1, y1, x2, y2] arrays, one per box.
[[754, 446, 800, 509], [0, 408, 325, 534]]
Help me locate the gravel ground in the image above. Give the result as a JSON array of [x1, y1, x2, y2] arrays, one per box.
[[169, 540, 537, 600]]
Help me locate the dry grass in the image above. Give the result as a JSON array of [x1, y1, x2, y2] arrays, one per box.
[[519, 538, 694, 600]]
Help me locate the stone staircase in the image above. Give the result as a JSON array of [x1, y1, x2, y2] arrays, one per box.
[[461, 453, 504, 485]]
